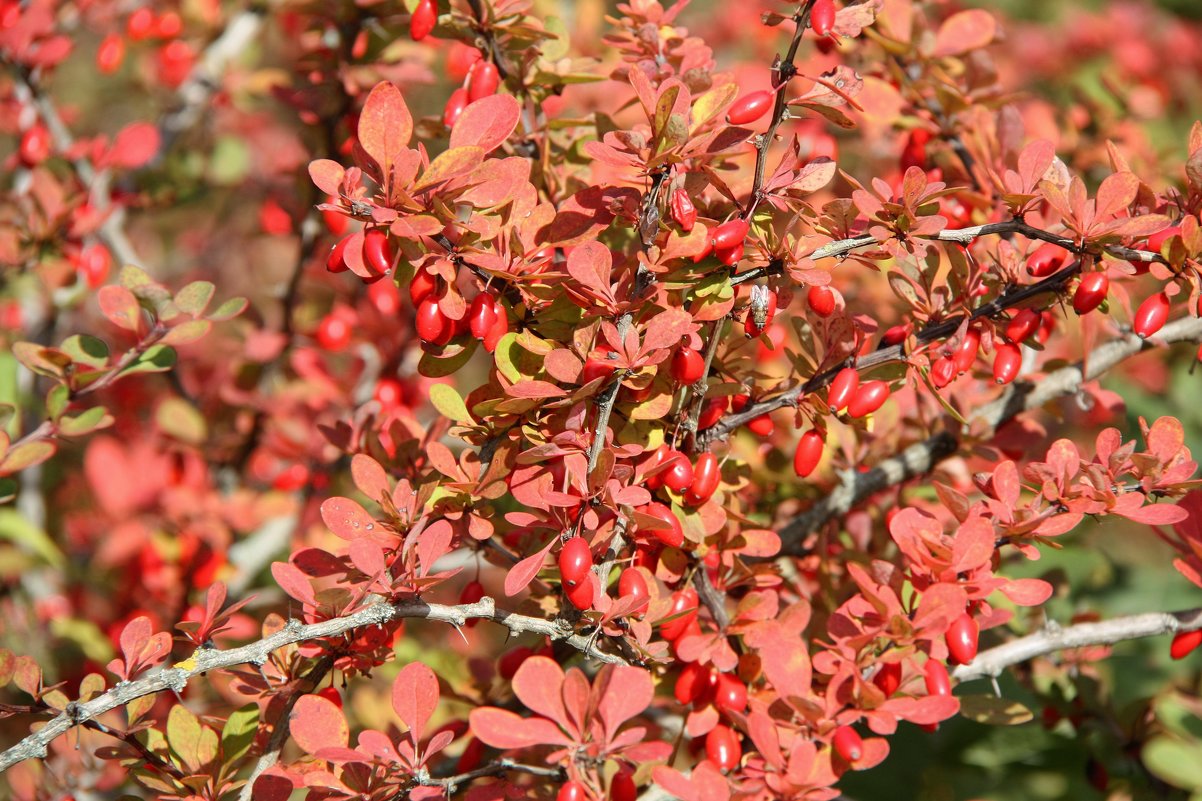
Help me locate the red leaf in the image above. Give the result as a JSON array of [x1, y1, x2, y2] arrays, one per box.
[[512, 656, 570, 732], [566, 241, 614, 301], [358, 82, 413, 177], [351, 454, 391, 504], [931, 9, 996, 57], [97, 285, 143, 332], [950, 517, 994, 573], [393, 662, 440, 743], [1094, 172, 1139, 221], [270, 562, 316, 607], [348, 538, 387, 578], [998, 578, 1053, 606], [506, 380, 568, 399], [504, 537, 556, 596], [468, 707, 572, 749], [1118, 502, 1189, 526], [308, 159, 346, 196], [290, 694, 349, 754], [449, 94, 521, 155], [641, 308, 696, 354], [594, 664, 653, 743], [320, 497, 378, 540], [415, 519, 453, 577], [108, 122, 160, 169]]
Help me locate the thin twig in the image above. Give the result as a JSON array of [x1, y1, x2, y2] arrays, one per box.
[[0, 596, 626, 773], [954, 607, 1202, 682]]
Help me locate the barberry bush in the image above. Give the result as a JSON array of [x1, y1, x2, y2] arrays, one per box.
[[3, 0, 1202, 799]]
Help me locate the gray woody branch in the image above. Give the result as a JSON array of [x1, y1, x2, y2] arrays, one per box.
[[954, 607, 1202, 682], [779, 315, 1202, 549], [0, 596, 625, 773]]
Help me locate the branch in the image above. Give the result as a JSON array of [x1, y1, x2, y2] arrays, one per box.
[[954, 607, 1202, 683], [237, 654, 334, 801], [416, 759, 563, 795], [157, 10, 266, 150], [777, 314, 1202, 549], [0, 596, 626, 773]]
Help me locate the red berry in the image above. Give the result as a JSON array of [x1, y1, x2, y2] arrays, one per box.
[[363, 229, 394, 275], [447, 43, 482, 81], [697, 396, 728, 430], [410, 0, 437, 41], [726, 91, 773, 126], [1072, 273, 1109, 315], [154, 11, 182, 38], [642, 502, 684, 548], [746, 414, 774, 437], [716, 241, 744, 267], [992, 343, 1022, 385], [127, 8, 154, 40], [671, 345, 705, 384], [832, 725, 863, 762], [931, 356, 956, 388], [468, 293, 498, 340], [558, 537, 593, 590], [827, 366, 859, 412], [498, 646, 533, 679], [316, 313, 352, 351], [847, 380, 889, 418], [409, 270, 439, 305], [1026, 243, 1069, 277], [467, 60, 500, 102], [952, 328, 980, 373], [1170, 629, 1202, 660], [714, 672, 748, 713], [557, 781, 585, 801], [460, 580, 485, 627], [662, 451, 694, 493], [1147, 224, 1182, 254], [156, 40, 195, 88], [659, 587, 699, 640], [924, 659, 952, 696], [611, 768, 637, 801], [565, 577, 594, 610], [96, 34, 126, 74], [18, 125, 51, 166], [443, 87, 469, 128], [712, 219, 750, 251], [670, 189, 697, 232], [326, 235, 350, 273], [1005, 308, 1041, 343], [882, 323, 911, 347], [900, 129, 931, 172], [675, 662, 714, 705], [743, 286, 777, 337], [794, 430, 824, 478], [374, 377, 405, 410], [873, 661, 901, 696], [415, 298, 454, 345], [581, 358, 616, 385], [1133, 291, 1170, 338], [483, 306, 508, 352], [618, 569, 649, 611], [77, 244, 112, 288], [685, 452, 720, 505], [946, 613, 979, 665], [808, 284, 836, 317], [705, 724, 741, 771], [811, 0, 837, 37]]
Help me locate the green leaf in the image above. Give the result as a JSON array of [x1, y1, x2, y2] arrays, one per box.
[[430, 384, 471, 423], [160, 319, 212, 346], [417, 342, 475, 378], [0, 441, 56, 474], [60, 335, 110, 369], [45, 384, 69, 421], [11, 342, 71, 379], [0, 509, 64, 568], [174, 281, 215, 316], [166, 704, 204, 773], [121, 345, 177, 377], [207, 296, 248, 322], [58, 406, 114, 437], [0, 478, 16, 505], [1144, 736, 1202, 790], [221, 704, 260, 765], [957, 694, 1033, 726], [155, 397, 206, 444]]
